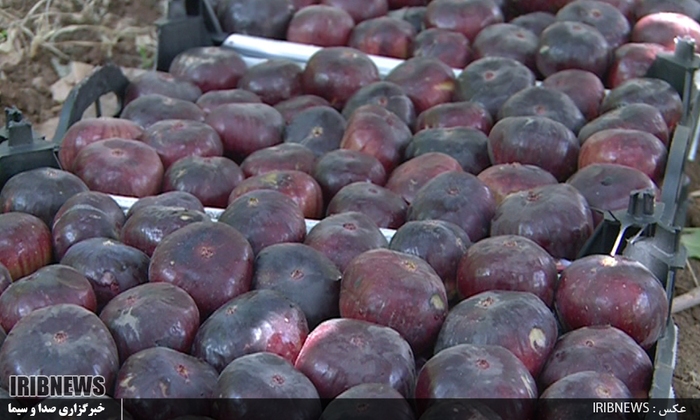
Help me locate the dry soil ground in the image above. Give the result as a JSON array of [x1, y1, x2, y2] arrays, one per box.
[[1, 0, 699, 404]]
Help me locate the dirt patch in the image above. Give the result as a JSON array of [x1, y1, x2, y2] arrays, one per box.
[[0, 0, 164, 133], [674, 159, 700, 399]]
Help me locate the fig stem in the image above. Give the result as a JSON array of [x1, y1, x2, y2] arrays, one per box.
[[672, 285, 700, 314]]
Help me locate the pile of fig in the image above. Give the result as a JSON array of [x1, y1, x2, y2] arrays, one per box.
[[0, 0, 692, 418]]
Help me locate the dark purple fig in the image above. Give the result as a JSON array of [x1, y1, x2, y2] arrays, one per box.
[[99, 283, 200, 363], [60, 238, 150, 311], [0, 167, 89, 228], [115, 347, 218, 420], [149, 221, 254, 319], [490, 183, 594, 260], [0, 304, 119, 394], [252, 243, 342, 329], [191, 289, 309, 371], [0, 264, 97, 332]]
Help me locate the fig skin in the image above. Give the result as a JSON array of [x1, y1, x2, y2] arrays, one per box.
[[454, 56, 536, 119], [487, 115, 580, 182], [0, 212, 53, 281], [240, 143, 317, 177], [286, 5, 356, 47], [227, 169, 324, 220], [60, 238, 150, 311], [389, 220, 471, 303], [555, 254, 669, 349], [414, 343, 537, 420], [0, 304, 120, 395], [578, 103, 669, 146], [490, 183, 594, 260], [0, 167, 89, 228], [190, 289, 309, 371], [236, 59, 303, 106], [0, 264, 97, 332], [340, 248, 449, 355], [294, 318, 416, 400], [213, 352, 322, 420], [121, 205, 210, 257], [477, 163, 558, 205], [348, 16, 417, 59], [434, 290, 559, 378], [302, 47, 381, 110], [51, 204, 121, 260], [326, 182, 408, 229], [567, 163, 659, 227], [216, 0, 295, 40], [539, 325, 653, 399], [404, 127, 491, 175], [415, 101, 493, 135], [304, 211, 389, 273], [204, 102, 285, 162], [424, 0, 505, 43], [412, 28, 472, 70], [124, 71, 202, 105], [599, 77, 683, 131], [162, 156, 245, 209], [535, 21, 612, 80], [169, 46, 248, 93], [385, 152, 464, 205], [340, 104, 413, 174], [283, 106, 347, 157], [219, 189, 307, 255], [54, 191, 125, 230], [148, 221, 254, 319], [456, 235, 558, 307], [125, 191, 204, 220], [538, 371, 633, 419], [73, 138, 164, 198], [114, 347, 218, 420], [58, 117, 144, 172], [120, 94, 205, 129], [407, 171, 496, 243], [312, 149, 388, 199], [251, 243, 342, 329], [385, 57, 457, 115], [342, 81, 416, 129], [99, 282, 200, 364], [320, 0, 388, 23], [140, 119, 224, 170], [195, 89, 263, 114]]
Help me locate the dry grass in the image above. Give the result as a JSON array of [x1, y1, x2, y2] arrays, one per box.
[[0, 0, 160, 65]]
